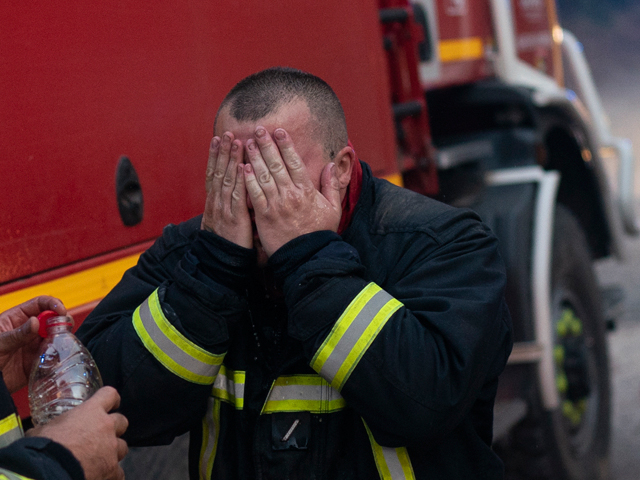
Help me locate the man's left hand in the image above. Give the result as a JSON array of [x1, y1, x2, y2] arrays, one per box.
[[0, 296, 66, 393], [243, 127, 342, 257]]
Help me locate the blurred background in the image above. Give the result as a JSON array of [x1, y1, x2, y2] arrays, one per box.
[[557, 1, 640, 478], [557, 0, 640, 190]]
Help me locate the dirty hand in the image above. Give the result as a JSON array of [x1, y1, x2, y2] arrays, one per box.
[[27, 386, 129, 480], [202, 133, 253, 249], [0, 296, 66, 393], [243, 127, 342, 257]]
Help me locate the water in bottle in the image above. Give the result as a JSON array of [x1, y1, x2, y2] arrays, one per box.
[[28, 310, 103, 426]]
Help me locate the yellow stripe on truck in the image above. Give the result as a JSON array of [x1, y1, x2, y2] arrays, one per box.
[[439, 37, 484, 63], [0, 253, 140, 312], [382, 173, 403, 187]]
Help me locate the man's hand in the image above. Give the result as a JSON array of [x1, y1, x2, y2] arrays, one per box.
[[202, 133, 253, 249], [0, 296, 66, 393], [27, 386, 129, 480], [244, 127, 342, 257]]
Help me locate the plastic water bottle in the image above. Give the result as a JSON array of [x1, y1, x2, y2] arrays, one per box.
[[28, 310, 103, 426]]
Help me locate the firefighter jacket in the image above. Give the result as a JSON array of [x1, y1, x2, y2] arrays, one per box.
[[0, 373, 84, 480], [78, 161, 513, 480]]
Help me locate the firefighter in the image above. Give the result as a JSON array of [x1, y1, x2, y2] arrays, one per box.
[[78, 67, 513, 479], [0, 296, 129, 480]]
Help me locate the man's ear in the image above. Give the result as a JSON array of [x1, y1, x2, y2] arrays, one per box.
[[333, 146, 356, 190]]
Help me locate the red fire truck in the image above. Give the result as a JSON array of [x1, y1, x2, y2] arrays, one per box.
[[1, 0, 635, 478]]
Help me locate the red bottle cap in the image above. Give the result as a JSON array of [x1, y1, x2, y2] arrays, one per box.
[[37, 310, 73, 338]]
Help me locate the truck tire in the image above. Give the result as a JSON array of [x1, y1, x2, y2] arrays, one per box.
[[500, 206, 611, 480]]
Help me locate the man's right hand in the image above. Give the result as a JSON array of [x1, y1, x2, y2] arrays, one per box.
[[26, 386, 129, 480], [202, 133, 253, 249]]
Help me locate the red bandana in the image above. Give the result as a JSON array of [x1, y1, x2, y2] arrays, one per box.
[[337, 141, 363, 235]]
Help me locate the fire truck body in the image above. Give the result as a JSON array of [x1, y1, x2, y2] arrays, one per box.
[[1, 1, 635, 478]]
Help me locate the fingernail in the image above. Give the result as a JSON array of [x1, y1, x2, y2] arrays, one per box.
[[232, 142, 239, 152], [274, 129, 286, 141], [246, 139, 255, 150], [211, 138, 219, 149], [255, 127, 266, 138], [223, 134, 231, 144]]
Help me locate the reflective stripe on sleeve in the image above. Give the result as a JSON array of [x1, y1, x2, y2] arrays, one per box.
[[261, 375, 347, 414], [199, 397, 221, 480], [211, 365, 245, 409], [0, 471, 35, 480], [0, 413, 23, 448], [362, 421, 416, 480], [310, 283, 402, 391], [132, 289, 224, 385]]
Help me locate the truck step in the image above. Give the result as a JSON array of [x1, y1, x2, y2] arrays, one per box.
[[507, 341, 544, 364]]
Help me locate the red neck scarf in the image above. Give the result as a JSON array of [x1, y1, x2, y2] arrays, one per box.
[[337, 141, 363, 235]]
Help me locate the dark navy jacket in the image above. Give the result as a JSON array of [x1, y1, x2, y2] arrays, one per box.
[[78, 161, 513, 479]]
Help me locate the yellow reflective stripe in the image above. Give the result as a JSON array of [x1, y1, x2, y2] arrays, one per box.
[[311, 283, 382, 372], [147, 289, 220, 364], [132, 289, 224, 385], [439, 37, 484, 62], [211, 365, 245, 409], [261, 375, 346, 414], [363, 421, 416, 480], [0, 414, 21, 436], [311, 283, 402, 391], [0, 470, 35, 480], [0, 253, 141, 313], [199, 397, 221, 480], [335, 297, 402, 389], [0, 414, 23, 448]]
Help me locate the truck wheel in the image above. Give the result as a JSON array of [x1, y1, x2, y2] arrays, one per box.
[[502, 206, 611, 480]]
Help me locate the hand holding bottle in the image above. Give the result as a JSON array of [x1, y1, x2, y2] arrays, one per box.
[[27, 386, 129, 480], [0, 296, 66, 393]]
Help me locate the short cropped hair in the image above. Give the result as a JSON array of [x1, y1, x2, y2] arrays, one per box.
[[217, 67, 348, 159]]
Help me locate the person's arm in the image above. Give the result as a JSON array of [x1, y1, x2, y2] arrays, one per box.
[[0, 298, 128, 480], [0, 386, 128, 480], [0, 437, 85, 480], [0, 371, 82, 480], [271, 208, 512, 448], [77, 215, 255, 446], [244, 126, 512, 448]]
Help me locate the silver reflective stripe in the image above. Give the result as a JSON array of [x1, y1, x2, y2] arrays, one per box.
[[132, 290, 223, 384], [199, 397, 221, 480], [319, 288, 392, 379], [380, 447, 410, 479], [363, 420, 416, 480], [212, 366, 245, 409], [0, 414, 23, 448], [311, 284, 401, 391], [0, 469, 34, 480], [262, 375, 346, 414]]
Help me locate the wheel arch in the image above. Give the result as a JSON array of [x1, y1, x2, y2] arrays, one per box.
[[537, 105, 614, 260]]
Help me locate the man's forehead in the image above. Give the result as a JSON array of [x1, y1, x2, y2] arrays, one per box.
[[214, 99, 312, 137]]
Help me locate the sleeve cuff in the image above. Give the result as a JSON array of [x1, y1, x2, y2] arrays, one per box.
[[191, 229, 256, 291], [0, 436, 85, 480], [269, 231, 341, 282]]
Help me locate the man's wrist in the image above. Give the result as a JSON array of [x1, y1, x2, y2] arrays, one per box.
[[192, 229, 256, 291], [269, 231, 340, 281]]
